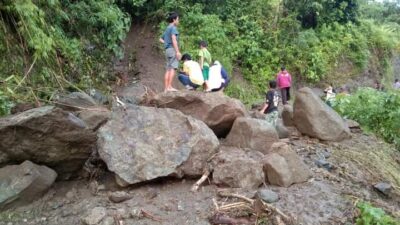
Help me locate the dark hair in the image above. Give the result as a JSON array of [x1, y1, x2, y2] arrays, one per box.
[[181, 53, 191, 61], [281, 66, 286, 71], [199, 40, 208, 47], [396, 79, 399, 82], [269, 80, 277, 89], [167, 12, 179, 23]]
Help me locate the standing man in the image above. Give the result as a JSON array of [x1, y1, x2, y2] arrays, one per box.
[[276, 66, 292, 105], [160, 12, 181, 92]]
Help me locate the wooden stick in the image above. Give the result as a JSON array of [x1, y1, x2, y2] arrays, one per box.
[[191, 169, 210, 192], [212, 198, 219, 211], [217, 192, 254, 204], [141, 209, 162, 222]]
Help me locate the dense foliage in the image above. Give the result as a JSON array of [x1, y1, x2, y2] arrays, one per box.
[[0, 0, 131, 114], [1, 0, 400, 114], [333, 88, 400, 148], [356, 202, 398, 225]]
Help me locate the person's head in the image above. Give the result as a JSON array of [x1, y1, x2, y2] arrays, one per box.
[[269, 80, 277, 89], [281, 66, 286, 72], [199, 40, 208, 49], [396, 79, 399, 83], [167, 12, 179, 25], [181, 53, 191, 61]]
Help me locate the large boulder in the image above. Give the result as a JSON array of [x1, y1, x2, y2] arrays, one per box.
[[224, 117, 279, 154], [275, 119, 290, 139], [116, 83, 155, 105], [263, 142, 311, 187], [148, 91, 248, 137], [76, 108, 111, 131], [293, 87, 351, 141], [212, 147, 264, 189], [55, 92, 98, 111], [97, 106, 219, 186], [0, 106, 97, 178], [0, 161, 57, 210]]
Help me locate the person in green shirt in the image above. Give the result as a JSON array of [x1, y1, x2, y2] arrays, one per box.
[[198, 40, 212, 91]]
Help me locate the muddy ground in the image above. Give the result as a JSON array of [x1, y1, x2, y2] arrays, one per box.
[[1, 131, 399, 225]]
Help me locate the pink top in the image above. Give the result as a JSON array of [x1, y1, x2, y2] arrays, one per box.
[[277, 71, 292, 88]]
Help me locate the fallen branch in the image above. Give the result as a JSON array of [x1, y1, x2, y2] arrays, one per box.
[[141, 209, 162, 222], [217, 192, 254, 204], [191, 169, 210, 192]]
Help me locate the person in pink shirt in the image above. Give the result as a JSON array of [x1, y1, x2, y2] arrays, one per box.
[[276, 66, 292, 105]]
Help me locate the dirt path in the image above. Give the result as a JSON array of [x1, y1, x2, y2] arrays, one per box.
[[121, 23, 180, 93]]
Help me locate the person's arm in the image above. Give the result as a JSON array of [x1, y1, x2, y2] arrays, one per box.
[[288, 73, 292, 85], [260, 103, 268, 113], [171, 34, 181, 60], [159, 37, 165, 44], [199, 51, 204, 69]]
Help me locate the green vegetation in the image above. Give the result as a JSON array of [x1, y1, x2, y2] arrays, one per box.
[[356, 202, 398, 225], [1, 0, 400, 111], [333, 88, 400, 149]]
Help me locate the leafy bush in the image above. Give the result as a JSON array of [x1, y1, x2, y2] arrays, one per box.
[[356, 202, 398, 225], [333, 88, 400, 148], [0, 91, 13, 116]]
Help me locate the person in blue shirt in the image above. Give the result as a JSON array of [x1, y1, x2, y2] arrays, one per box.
[[159, 12, 181, 92]]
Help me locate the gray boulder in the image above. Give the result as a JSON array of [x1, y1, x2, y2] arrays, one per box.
[[97, 106, 219, 186], [0, 161, 57, 210], [55, 92, 98, 111], [116, 83, 155, 105], [293, 87, 351, 141], [212, 147, 264, 189], [148, 91, 248, 137], [281, 104, 294, 127], [77, 108, 111, 131], [263, 142, 311, 187], [275, 119, 290, 139], [225, 117, 279, 154], [0, 106, 97, 178]]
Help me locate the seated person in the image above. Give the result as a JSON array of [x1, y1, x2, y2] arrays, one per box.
[[178, 54, 204, 90], [259, 80, 280, 126], [208, 61, 230, 92], [324, 85, 336, 106]]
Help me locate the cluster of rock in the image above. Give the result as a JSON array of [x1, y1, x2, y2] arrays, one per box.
[[0, 86, 353, 210]]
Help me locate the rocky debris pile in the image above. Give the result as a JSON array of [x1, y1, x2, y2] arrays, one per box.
[[97, 105, 219, 186], [147, 91, 248, 137], [0, 161, 57, 210], [293, 87, 351, 141], [0, 106, 98, 178]]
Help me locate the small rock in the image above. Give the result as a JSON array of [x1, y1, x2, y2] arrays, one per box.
[[82, 207, 107, 225], [108, 191, 132, 203], [315, 159, 334, 171], [373, 182, 392, 196], [322, 149, 331, 159], [65, 188, 76, 199], [130, 207, 142, 219], [7, 222, 12, 225], [101, 217, 114, 225], [177, 201, 184, 211], [257, 189, 279, 203]]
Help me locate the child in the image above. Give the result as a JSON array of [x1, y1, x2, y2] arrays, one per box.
[[159, 12, 181, 92], [198, 40, 212, 91], [178, 54, 204, 90], [260, 80, 280, 126], [276, 66, 292, 105]]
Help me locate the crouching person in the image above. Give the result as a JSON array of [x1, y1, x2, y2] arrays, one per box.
[[259, 80, 280, 126], [178, 54, 204, 90], [208, 61, 230, 92]]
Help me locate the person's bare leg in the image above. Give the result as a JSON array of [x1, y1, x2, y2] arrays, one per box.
[[164, 69, 170, 92], [168, 69, 178, 91]]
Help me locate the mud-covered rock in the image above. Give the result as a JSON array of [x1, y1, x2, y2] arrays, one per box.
[[263, 142, 311, 187], [281, 104, 294, 127], [225, 117, 279, 154], [212, 147, 264, 189], [0, 161, 57, 210], [77, 108, 110, 131], [148, 91, 248, 137], [293, 87, 351, 141], [98, 106, 219, 186], [0, 106, 97, 177], [55, 92, 98, 111], [275, 119, 290, 139]]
